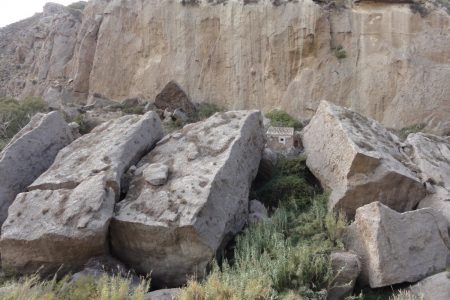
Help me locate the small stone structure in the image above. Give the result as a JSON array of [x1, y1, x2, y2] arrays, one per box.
[[266, 126, 300, 152]]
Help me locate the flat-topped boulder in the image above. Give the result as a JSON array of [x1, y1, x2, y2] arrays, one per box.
[[344, 202, 450, 288], [409, 272, 450, 300], [0, 111, 75, 226], [302, 101, 426, 218], [111, 111, 265, 287], [1, 112, 163, 275]]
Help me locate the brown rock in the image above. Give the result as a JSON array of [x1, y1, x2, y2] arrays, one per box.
[[154, 81, 196, 114]]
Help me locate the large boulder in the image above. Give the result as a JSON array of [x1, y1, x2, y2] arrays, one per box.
[[344, 202, 450, 288], [409, 271, 450, 300], [418, 186, 450, 229], [0, 111, 75, 226], [0, 112, 163, 275], [405, 133, 450, 189], [302, 101, 426, 219], [154, 81, 196, 115], [327, 252, 361, 300], [111, 111, 265, 287]]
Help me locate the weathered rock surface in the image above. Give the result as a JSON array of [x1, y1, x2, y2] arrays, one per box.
[[409, 271, 450, 300], [406, 133, 450, 189], [328, 252, 361, 300], [111, 111, 265, 287], [154, 81, 196, 114], [418, 186, 450, 228], [0, 112, 163, 275], [145, 289, 180, 300], [344, 202, 450, 288], [302, 101, 426, 218], [249, 199, 268, 224], [1, 1, 450, 132], [0, 111, 74, 226]]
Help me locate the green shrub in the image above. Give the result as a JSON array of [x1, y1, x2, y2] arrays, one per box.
[[191, 103, 223, 122], [265, 110, 303, 130], [0, 97, 48, 150], [0, 274, 149, 300], [397, 123, 426, 140], [334, 45, 347, 59]]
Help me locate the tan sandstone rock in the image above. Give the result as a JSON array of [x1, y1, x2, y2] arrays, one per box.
[[0, 111, 74, 226], [0, 112, 163, 275], [409, 271, 450, 300], [302, 101, 426, 218], [344, 202, 450, 288], [110, 111, 265, 287]]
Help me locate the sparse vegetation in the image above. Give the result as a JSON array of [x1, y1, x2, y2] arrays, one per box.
[[192, 103, 224, 122], [265, 109, 303, 130], [0, 274, 150, 300], [67, 1, 87, 10], [0, 97, 48, 152], [334, 45, 347, 59], [397, 123, 426, 140], [179, 155, 347, 299]]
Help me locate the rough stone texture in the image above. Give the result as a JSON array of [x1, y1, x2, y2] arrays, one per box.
[[0, 112, 163, 275], [344, 202, 450, 288], [143, 163, 169, 186], [0, 111, 74, 226], [111, 111, 265, 287], [418, 186, 450, 228], [154, 81, 196, 114], [409, 271, 450, 300], [145, 289, 180, 300], [302, 101, 426, 218], [249, 199, 268, 224], [328, 252, 361, 300], [1, 1, 450, 132], [406, 133, 450, 189]]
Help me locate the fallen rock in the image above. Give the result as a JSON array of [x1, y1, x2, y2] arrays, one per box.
[[0, 111, 74, 226], [143, 163, 169, 186], [328, 252, 361, 300], [145, 288, 180, 300], [154, 81, 196, 115], [418, 186, 450, 229], [406, 133, 450, 189], [302, 101, 425, 219], [1, 112, 163, 275], [409, 271, 450, 300], [249, 200, 268, 224], [344, 202, 450, 288], [111, 111, 265, 287]]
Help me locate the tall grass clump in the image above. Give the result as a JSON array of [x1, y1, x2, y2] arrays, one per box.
[[0, 274, 149, 300], [265, 109, 303, 130], [0, 97, 48, 151], [179, 156, 347, 300]]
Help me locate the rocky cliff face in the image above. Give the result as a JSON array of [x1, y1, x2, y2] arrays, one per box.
[[1, 0, 449, 132]]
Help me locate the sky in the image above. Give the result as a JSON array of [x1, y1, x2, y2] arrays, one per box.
[[0, 0, 76, 28]]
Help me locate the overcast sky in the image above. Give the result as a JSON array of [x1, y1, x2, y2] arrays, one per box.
[[0, 0, 76, 28]]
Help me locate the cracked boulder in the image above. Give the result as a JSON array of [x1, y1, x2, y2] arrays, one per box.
[[111, 111, 265, 287], [302, 101, 426, 219], [0, 111, 75, 226], [0, 112, 163, 275], [344, 202, 450, 288]]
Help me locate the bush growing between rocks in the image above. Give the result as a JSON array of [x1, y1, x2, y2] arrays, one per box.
[[0, 97, 48, 151], [265, 109, 303, 130], [179, 155, 346, 299], [397, 123, 426, 140], [0, 274, 149, 300]]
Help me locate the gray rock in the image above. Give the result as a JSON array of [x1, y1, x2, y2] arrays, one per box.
[[418, 186, 450, 229], [327, 252, 361, 300], [0, 111, 74, 226], [344, 202, 450, 288], [143, 163, 169, 186], [173, 108, 188, 122], [409, 271, 450, 300], [0, 112, 163, 276], [145, 288, 180, 300], [111, 111, 265, 287], [302, 101, 426, 219], [249, 200, 268, 224]]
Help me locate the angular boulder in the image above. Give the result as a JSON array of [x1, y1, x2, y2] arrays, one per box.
[[111, 111, 265, 287], [154, 81, 196, 114], [409, 271, 450, 300], [344, 202, 450, 288], [1, 112, 163, 275], [302, 101, 425, 218], [405, 133, 450, 189], [0, 111, 74, 226], [418, 186, 450, 229], [328, 252, 361, 300]]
